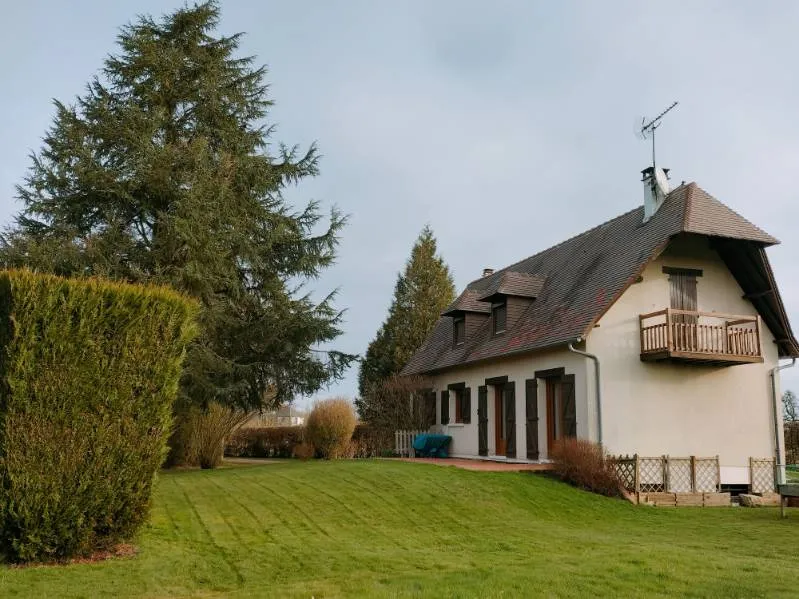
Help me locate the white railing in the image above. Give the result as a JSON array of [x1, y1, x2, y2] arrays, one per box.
[[395, 430, 424, 457]]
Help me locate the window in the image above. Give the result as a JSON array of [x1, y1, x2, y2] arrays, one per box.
[[449, 385, 471, 424], [453, 317, 465, 346], [493, 302, 507, 334], [454, 388, 464, 423]]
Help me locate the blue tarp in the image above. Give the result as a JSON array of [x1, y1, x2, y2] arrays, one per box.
[[412, 433, 452, 458]]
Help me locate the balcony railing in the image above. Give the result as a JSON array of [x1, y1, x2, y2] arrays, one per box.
[[639, 309, 763, 365]]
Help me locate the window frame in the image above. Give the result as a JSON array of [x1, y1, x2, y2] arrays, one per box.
[[453, 316, 466, 346], [453, 387, 464, 423], [492, 301, 507, 335]]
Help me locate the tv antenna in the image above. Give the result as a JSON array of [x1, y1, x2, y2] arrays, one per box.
[[636, 101, 678, 169]]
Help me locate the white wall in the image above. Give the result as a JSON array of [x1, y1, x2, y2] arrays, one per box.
[[428, 348, 589, 460], [587, 234, 782, 484]]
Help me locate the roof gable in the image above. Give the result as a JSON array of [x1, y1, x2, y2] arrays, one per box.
[[402, 183, 796, 375]]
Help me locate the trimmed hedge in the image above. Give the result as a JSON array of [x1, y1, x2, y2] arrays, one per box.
[[0, 270, 198, 562], [226, 426, 306, 458], [225, 423, 392, 459]]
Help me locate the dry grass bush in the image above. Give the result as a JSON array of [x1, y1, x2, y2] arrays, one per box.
[[191, 403, 250, 468], [305, 398, 357, 459], [549, 438, 624, 498], [168, 402, 249, 469]]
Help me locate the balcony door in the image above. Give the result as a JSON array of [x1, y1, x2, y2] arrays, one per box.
[[666, 267, 700, 324]]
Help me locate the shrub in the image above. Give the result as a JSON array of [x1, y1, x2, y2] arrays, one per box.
[[305, 398, 357, 459], [354, 375, 434, 446], [174, 402, 249, 469], [350, 423, 391, 458], [549, 438, 624, 498], [785, 422, 799, 465], [225, 426, 306, 458], [0, 270, 198, 562]]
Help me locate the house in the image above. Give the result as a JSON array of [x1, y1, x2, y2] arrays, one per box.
[[242, 405, 306, 428], [402, 167, 798, 487]]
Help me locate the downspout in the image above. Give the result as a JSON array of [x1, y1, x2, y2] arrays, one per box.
[[567, 338, 602, 447], [770, 358, 795, 485]]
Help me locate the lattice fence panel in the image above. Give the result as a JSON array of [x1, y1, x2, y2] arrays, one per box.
[[667, 457, 692, 492], [695, 457, 720, 492], [612, 456, 637, 491], [750, 458, 775, 494], [639, 457, 665, 493]]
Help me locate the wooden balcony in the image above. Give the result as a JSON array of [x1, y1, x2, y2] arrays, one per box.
[[639, 309, 763, 366]]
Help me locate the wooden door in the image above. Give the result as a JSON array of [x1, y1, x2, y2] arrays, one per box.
[[494, 385, 506, 456], [478, 386, 488, 456], [546, 375, 576, 451]]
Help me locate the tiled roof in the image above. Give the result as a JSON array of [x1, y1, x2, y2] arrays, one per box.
[[402, 182, 798, 375], [476, 272, 546, 301], [441, 290, 491, 316]]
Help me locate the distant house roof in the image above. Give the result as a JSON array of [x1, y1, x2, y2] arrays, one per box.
[[402, 182, 798, 376]]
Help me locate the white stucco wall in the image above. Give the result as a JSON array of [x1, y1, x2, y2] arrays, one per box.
[[586, 234, 782, 484], [428, 348, 589, 460]]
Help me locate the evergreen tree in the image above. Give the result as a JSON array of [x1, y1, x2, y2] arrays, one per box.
[[1, 2, 354, 409], [357, 226, 455, 400]]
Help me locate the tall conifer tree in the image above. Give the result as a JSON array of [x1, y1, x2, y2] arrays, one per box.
[[357, 226, 455, 399], [1, 2, 354, 409]]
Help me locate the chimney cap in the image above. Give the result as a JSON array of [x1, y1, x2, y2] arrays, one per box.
[[482, 268, 494, 278]]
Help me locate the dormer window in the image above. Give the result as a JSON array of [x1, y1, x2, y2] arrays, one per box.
[[492, 301, 507, 334], [453, 317, 466, 346]]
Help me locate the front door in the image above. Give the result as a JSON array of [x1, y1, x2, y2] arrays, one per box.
[[546, 375, 577, 451]]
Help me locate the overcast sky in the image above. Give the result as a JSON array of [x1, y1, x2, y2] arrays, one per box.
[[3, 1, 799, 405]]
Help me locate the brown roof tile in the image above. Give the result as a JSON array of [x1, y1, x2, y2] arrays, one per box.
[[402, 183, 797, 375]]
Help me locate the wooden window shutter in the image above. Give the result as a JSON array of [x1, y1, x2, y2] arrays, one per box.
[[462, 387, 471, 424], [440, 390, 449, 425], [477, 386, 488, 456], [561, 374, 577, 438], [504, 381, 516, 458], [525, 379, 539, 460], [669, 272, 698, 324]]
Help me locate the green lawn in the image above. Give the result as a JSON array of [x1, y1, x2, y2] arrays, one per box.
[[1, 460, 796, 598]]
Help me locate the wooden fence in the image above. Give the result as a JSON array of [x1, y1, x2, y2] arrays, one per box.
[[394, 430, 423, 458], [611, 455, 721, 494]]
